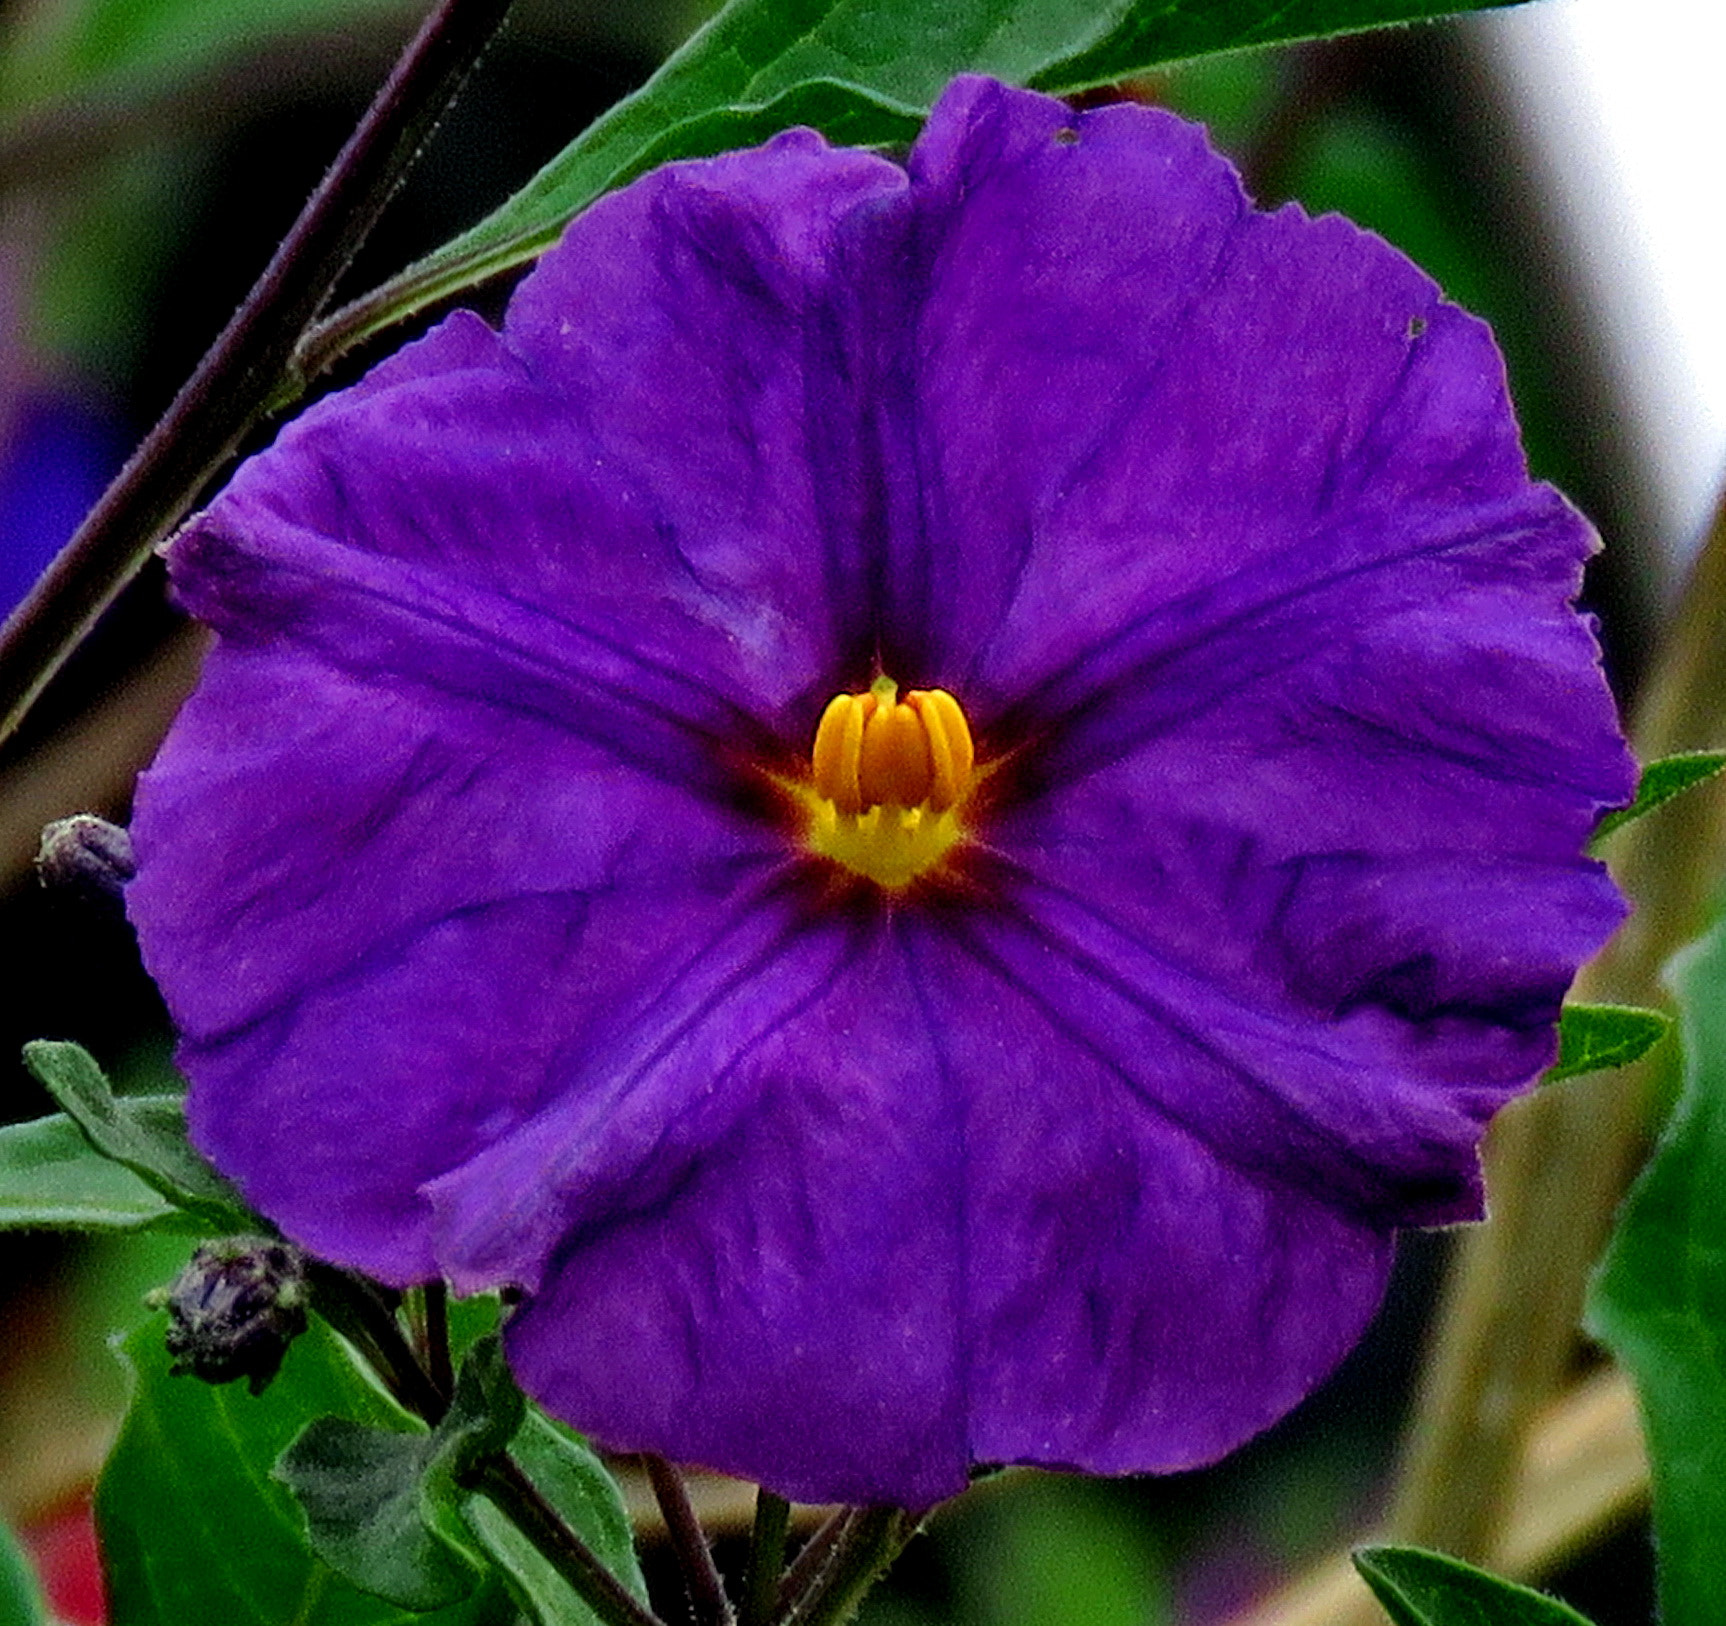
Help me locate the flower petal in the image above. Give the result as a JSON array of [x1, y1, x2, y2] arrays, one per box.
[[132, 129, 918, 1278], [893, 81, 1629, 1170], [130, 640, 787, 1279], [505, 127, 913, 720], [893, 78, 1598, 727], [491, 908, 1391, 1505]]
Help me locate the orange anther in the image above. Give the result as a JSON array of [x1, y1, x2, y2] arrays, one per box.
[[906, 689, 974, 812], [812, 692, 870, 815], [810, 679, 974, 816], [860, 698, 932, 809]]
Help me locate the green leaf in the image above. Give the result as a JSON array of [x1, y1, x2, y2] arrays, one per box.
[[276, 1337, 526, 1611], [1352, 1546, 1594, 1625], [1587, 915, 1726, 1626], [22, 1041, 252, 1230], [97, 1312, 510, 1625], [309, 0, 1529, 367], [465, 1410, 648, 1626], [1544, 1003, 1671, 1085], [1591, 751, 1726, 848], [0, 1111, 205, 1233], [0, 1518, 48, 1626], [276, 1418, 482, 1610], [1027, 0, 1528, 90], [428, 1336, 527, 1492]]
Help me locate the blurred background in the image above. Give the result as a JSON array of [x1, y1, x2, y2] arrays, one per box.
[[1, 0, 1716, 1621]]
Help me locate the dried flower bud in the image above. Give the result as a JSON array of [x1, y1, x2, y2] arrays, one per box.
[[155, 1238, 308, 1394], [36, 814, 136, 906]]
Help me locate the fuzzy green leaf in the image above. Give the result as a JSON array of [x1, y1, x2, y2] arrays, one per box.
[[0, 1111, 204, 1233], [0, 1519, 47, 1626], [1352, 1546, 1594, 1626], [276, 1417, 482, 1610], [22, 1041, 251, 1229], [97, 1314, 510, 1625], [1544, 1003, 1671, 1085], [276, 1338, 529, 1612]]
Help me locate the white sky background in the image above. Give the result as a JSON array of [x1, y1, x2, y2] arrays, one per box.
[[1471, 0, 1726, 580]]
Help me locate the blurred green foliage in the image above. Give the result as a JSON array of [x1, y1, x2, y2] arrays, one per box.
[[0, 0, 417, 114]]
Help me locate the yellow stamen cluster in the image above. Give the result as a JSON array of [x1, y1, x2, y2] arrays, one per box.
[[804, 676, 976, 889]]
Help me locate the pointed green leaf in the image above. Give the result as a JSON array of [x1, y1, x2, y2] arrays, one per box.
[[307, 0, 1530, 369], [97, 1312, 510, 1625], [1587, 916, 1726, 1626], [276, 1337, 527, 1611], [1029, 0, 1528, 90], [277, 1418, 481, 1610], [1591, 751, 1726, 848], [22, 1041, 252, 1229], [430, 1337, 527, 1488], [465, 1410, 647, 1626], [1544, 1003, 1671, 1085], [0, 1111, 204, 1233], [1352, 1546, 1594, 1625], [0, 1518, 48, 1626]]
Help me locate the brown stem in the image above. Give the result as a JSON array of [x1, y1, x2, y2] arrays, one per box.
[[306, 1264, 447, 1423], [644, 1455, 733, 1626], [0, 0, 517, 753], [774, 1508, 853, 1617], [421, 1279, 454, 1401], [774, 1507, 910, 1626]]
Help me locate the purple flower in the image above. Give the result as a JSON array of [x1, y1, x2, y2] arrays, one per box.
[[128, 76, 1632, 1508]]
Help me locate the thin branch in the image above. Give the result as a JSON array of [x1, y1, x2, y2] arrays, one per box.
[[774, 1509, 853, 1617], [645, 1455, 733, 1626], [422, 1279, 454, 1401], [775, 1507, 910, 1626], [0, 0, 517, 753], [306, 1265, 448, 1423], [478, 1453, 668, 1626]]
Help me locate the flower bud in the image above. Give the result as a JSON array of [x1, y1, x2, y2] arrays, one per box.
[[153, 1238, 308, 1394], [35, 814, 136, 906]]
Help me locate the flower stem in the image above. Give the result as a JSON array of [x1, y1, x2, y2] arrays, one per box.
[[421, 1278, 454, 1400], [644, 1455, 733, 1626], [306, 1264, 449, 1422], [742, 1489, 792, 1626], [774, 1507, 912, 1626], [0, 0, 516, 752], [477, 1453, 667, 1626], [775, 1508, 851, 1616]]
